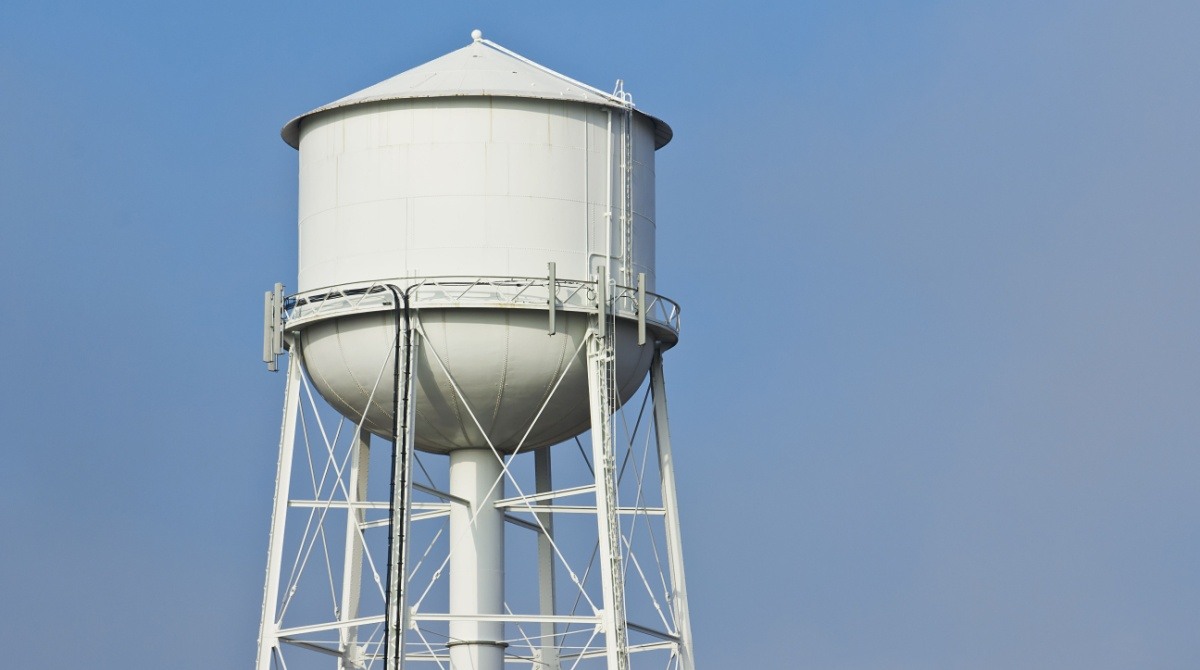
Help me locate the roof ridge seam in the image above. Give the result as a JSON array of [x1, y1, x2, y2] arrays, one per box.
[[478, 39, 632, 109]]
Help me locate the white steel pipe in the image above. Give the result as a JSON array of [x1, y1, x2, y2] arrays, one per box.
[[651, 350, 695, 670], [534, 448, 559, 670], [257, 350, 303, 670], [340, 428, 371, 670], [448, 449, 506, 670]]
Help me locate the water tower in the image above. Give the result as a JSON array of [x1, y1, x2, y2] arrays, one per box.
[[257, 32, 694, 670]]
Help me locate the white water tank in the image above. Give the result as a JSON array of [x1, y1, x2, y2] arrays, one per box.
[[282, 34, 677, 453]]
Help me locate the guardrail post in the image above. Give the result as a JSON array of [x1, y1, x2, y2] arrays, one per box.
[[548, 262, 557, 335], [637, 273, 646, 346], [595, 267, 607, 338]]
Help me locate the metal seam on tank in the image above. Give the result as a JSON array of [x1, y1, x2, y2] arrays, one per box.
[[366, 357, 396, 425], [412, 400, 459, 453], [435, 314, 471, 446], [410, 309, 456, 451], [306, 322, 360, 427], [528, 346, 587, 445], [617, 337, 651, 404], [549, 341, 593, 439], [511, 316, 586, 445], [388, 243, 580, 254], [521, 315, 572, 443], [335, 318, 380, 427], [489, 312, 510, 429], [398, 194, 595, 208], [344, 315, 393, 426], [410, 310, 466, 452]]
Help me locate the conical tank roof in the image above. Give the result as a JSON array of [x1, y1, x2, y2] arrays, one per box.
[[281, 31, 672, 149]]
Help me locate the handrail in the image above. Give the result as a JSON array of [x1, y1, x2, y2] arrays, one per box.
[[281, 275, 681, 337]]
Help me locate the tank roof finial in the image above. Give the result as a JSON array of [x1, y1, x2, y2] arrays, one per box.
[[471, 29, 483, 43]]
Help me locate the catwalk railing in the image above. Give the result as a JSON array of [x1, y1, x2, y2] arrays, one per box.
[[278, 275, 681, 338]]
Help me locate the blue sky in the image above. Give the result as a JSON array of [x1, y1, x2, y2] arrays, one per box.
[[1, 2, 1197, 668]]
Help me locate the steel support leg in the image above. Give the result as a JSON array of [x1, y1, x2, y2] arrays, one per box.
[[340, 427, 371, 670], [650, 349, 695, 670], [534, 447, 560, 670], [257, 348, 303, 670]]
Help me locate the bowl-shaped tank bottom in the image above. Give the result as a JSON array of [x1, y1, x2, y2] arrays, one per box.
[[297, 309, 654, 453]]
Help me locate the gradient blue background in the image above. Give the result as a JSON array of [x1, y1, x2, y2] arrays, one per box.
[[2, 2, 1197, 667]]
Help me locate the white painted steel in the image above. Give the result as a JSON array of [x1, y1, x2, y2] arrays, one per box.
[[283, 276, 681, 339], [295, 97, 658, 293], [291, 35, 667, 456], [256, 348, 302, 670], [447, 449, 505, 670], [534, 448, 560, 670], [299, 309, 653, 452], [259, 33, 696, 670], [256, 338, 693, 668], [339, 428, 370, 670], [281, 38, 672, 150], [650, 351, 695, 670], [289, 36, 664, 454]]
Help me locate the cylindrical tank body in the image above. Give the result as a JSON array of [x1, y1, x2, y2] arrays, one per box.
[[296, 96, 659, 292], [285, 39, 672, 453]]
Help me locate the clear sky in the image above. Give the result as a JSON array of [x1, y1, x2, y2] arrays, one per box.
[[1, 1, 1197, 668]]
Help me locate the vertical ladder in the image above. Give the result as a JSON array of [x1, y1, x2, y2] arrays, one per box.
[[588, 268, 630, 670], [614, 81, 635, 286]]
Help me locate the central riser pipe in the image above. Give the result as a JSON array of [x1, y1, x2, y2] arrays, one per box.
[[447, 449, 505, 670]]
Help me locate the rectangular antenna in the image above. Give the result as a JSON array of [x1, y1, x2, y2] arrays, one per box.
[[263, 283, 284, 372]]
